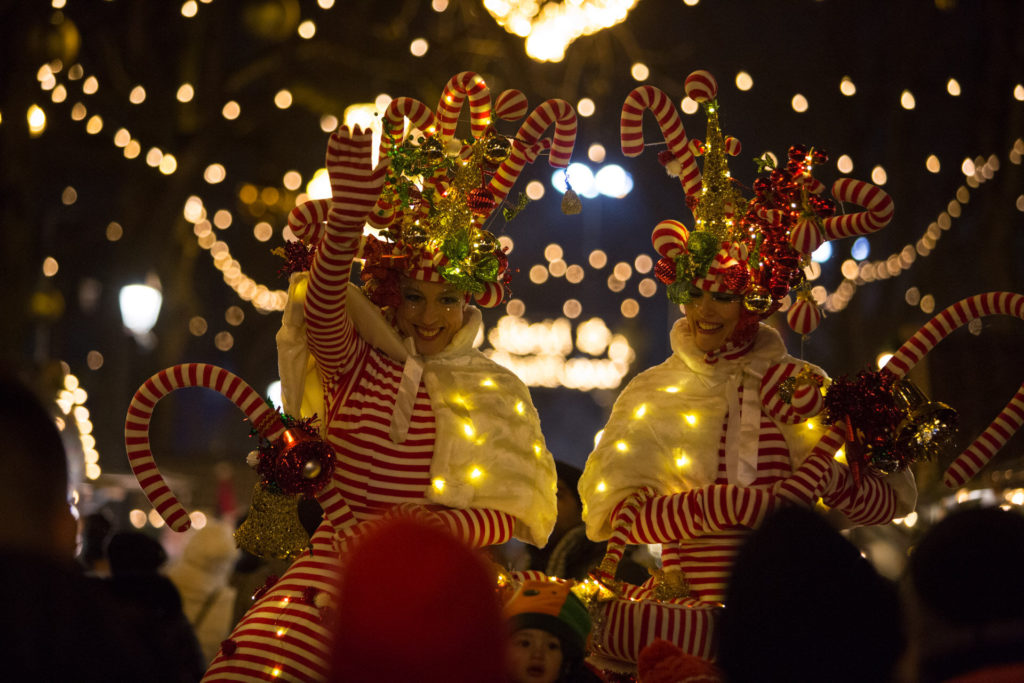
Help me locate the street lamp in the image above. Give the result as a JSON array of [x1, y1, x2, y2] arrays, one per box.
[[119, 283, 162, 347]]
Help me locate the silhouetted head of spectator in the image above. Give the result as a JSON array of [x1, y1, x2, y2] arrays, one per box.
[[0, 372, 77, 561], [80, 510, 114, 569], [718, 505, 903, 683], [107, 531, 168, 577], [902, 505, 1024, 681], [907, 505, 1024, 626]]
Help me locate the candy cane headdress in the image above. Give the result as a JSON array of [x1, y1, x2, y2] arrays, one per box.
[[621, 69, 895, 337], [360, 71, 578, 309]]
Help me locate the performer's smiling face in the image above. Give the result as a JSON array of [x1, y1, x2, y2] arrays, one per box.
[[395, 278, 467, 356], [682, 286, 743, 352]]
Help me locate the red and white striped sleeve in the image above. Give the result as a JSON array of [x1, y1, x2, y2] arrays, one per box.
[[433, 507, 516, 548], [303, 217, 361, 383], [821, 462, 900, 526], [619, 484, 776, 544], [305, 125, 389, 382]]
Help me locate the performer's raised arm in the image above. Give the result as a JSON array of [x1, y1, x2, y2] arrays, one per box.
[[299, 125, 388, 382]]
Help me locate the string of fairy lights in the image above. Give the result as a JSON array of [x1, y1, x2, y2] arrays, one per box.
[[15, 3, 1024, 485]]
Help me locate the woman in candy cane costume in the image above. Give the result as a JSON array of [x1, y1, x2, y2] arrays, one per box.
[[577, 70, 916, 664], [200, 73, 578, 681]]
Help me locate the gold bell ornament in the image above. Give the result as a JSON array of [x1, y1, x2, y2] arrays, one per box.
[[124, 363, 339, 560], [561, 175, 583, 215], [234, 481, 312, 561], [891, 378, 959, 461], [235, 423, 337, 560]]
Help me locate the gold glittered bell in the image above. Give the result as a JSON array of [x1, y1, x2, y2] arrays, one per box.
[[650, 567, 692, 601], [234, 482, 312, 561], [561, 187, 582, 215], [892, 379, 959, 461]]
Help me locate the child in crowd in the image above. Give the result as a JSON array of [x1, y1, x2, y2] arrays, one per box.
[[504, 579, 601, 683]]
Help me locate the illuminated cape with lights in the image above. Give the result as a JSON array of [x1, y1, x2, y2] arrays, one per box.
[[277, 275, 557, 546], [579, 319, 917, 541]]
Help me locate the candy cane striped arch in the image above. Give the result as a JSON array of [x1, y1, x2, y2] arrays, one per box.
[[124, 363, 284, 532], [378, 96, 434, 157], [368, 96, 436, 229], [877, 292, 1024, 488], [487, 98, 577, 205], [620, 85, 702, 199], [436, 71, 492, 141], [593, 487, 656, 585], [821, 178, 894, 240]]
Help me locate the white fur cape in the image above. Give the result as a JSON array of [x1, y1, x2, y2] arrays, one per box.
[[579, 319, 915, 541], [276, 274, 557, 547]]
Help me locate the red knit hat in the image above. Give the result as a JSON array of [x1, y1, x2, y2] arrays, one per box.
[[329, 517, 506, 683], [637, 639, 723, 683]]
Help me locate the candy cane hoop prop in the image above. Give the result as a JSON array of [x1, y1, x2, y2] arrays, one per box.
[[821, 178, 894, 240], [435, 71, 492, 142], [874, 292, 1024, 488], [124, 363, 341, 532], [487, 98, 577, 205], [366, 96, 436, 230], [620, 85, 702, 198]]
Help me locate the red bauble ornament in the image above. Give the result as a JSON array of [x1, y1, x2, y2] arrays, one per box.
[[467, 187, 496, 214], [752, 177, 772, 199], [655, 257, 676, 284], [722, 265, 749, 292]]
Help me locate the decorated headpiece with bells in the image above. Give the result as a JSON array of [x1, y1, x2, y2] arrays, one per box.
[[621, 69, 895, 339], [359, 71, 579, 310]]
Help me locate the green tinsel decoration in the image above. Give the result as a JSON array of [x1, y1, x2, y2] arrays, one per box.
[[502, 192, 531, 222]]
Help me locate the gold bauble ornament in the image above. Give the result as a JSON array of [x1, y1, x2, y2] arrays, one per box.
[[483, 134, 511, 165], [403, 222, 429, 248], [470, 229, 500, 256], [419, 136, 445, 165], [467, 250, 492, 268], [743, 286, 772, 314]]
